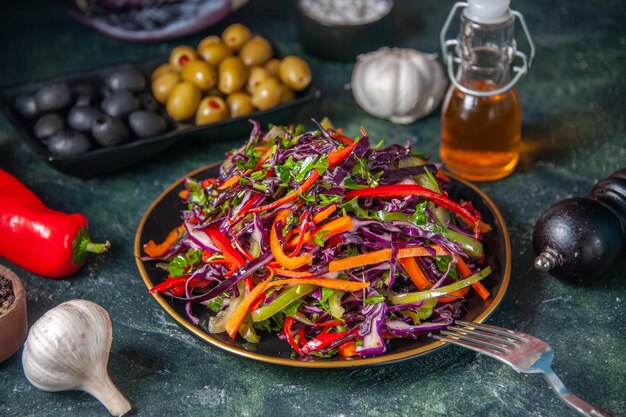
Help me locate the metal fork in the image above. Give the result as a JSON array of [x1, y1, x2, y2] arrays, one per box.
[[432, 320, 613, 417]]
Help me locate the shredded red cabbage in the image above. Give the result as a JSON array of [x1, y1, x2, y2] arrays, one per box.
[[142, 122, 492, 359]]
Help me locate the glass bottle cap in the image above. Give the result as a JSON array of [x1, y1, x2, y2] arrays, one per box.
[[464, 0, 511, 24]]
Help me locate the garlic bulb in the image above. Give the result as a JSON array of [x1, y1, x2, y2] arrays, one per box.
[[351, 47, 448, 124], [22, 299, 131, 417]]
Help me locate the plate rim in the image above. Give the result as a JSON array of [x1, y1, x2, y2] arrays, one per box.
[[134, 162, 511, 369]]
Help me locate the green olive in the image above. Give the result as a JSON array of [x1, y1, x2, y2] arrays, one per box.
[[181, 60, 217, 90], [218, 56, 248, 95], [281, 86, 295, 103], [169, 46, 198, 72], [197, 35, 221, 49], [151, 63, 173, 81], [166, 81, 201, 121], [196, 96, 229, 125], [222, 23, 252, 52], [246, 66, 271, 94], [152, 72, 180, 104], [239, 36, 273, 67], [198, 37, 233, 67], [264, 58, 281, 77], [278, 55, 312, 92], [251, 77, 283, 110], [226, 92, 255, 118]]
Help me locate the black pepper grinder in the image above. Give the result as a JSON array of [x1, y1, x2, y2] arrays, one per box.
[[532, 168, 626, 282]]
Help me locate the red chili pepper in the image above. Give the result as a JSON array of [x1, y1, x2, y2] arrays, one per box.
[[284, 316, 303, 355], [301, 330, 349, 355], [344, 184, 481, 239], [0, 169, 110, 278]]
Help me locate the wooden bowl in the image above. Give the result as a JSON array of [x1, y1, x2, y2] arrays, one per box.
[[0, 265, 28, 362]]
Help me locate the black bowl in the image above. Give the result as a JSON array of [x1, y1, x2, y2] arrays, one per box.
[[0, 58, 320, 178], [296, 0, 394, 62]]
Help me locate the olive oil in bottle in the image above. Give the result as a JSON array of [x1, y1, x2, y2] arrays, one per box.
[[439, 0, 534, 181]]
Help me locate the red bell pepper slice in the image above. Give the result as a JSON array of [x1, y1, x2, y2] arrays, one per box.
[[150, 276, 208, 294], [284, 316, 303, 355], [301, 330, 349, 354], [205, 227, 246, 267], [344, 184, 481, 239], [205, 227, 253, 289]]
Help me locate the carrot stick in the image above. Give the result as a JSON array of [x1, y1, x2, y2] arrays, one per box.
[[218, 175, 240, 190], [266, 277, 369, 292], [328, 245, 448, 272], [312, 204, 337, 224], [143, 224, 185, 257], [250, 140, 357, 214], [455, 254, 490, 300], [287, 216, 353, 248], [224, 274, 274, 339], [399, 257, 431, 290], [399, 256, 470, 302], [254, 147, 274, 170], [273, 268, 314, 278], [250, 170, 321, 213], [339, 341, 358, 357], [270, 209, 312, 270]]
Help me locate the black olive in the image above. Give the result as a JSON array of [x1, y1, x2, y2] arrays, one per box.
[[104, 67, 146, 92], [14, 94, 39, 118], [71, 83, 98, 106], [34, 82, 72, 112], [47, 130, 91, 156], [101, 90, 140, 118], [68, 106, 104, 133], [138, 93, 160, 113], [128, 111, 167, 139], [91, 115, 130, 147], [34, 113, 64, 141]]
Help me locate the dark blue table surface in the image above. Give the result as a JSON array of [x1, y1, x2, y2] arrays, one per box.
[[1, 1, 624, 416]]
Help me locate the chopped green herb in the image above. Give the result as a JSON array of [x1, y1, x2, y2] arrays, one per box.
[[312, 229, 330, 246]]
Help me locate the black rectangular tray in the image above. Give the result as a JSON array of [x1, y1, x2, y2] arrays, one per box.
[[0, 58, 320, 178]]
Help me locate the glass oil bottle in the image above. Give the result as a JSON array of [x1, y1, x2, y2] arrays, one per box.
[[439, 0, 535, 181]]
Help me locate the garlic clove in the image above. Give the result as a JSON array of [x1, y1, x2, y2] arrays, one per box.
[[22, 299, 132, 417]]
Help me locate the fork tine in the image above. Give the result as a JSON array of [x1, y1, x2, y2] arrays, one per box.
[[433, 334, 508, 357], [439, 330, 511, 354], [446, 326, 520, 348], [455, 320, 527, 342]]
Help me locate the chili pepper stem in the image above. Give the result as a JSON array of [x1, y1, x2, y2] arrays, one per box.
[[73, 227, 111, 265], [85, 241, 112, 254]]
